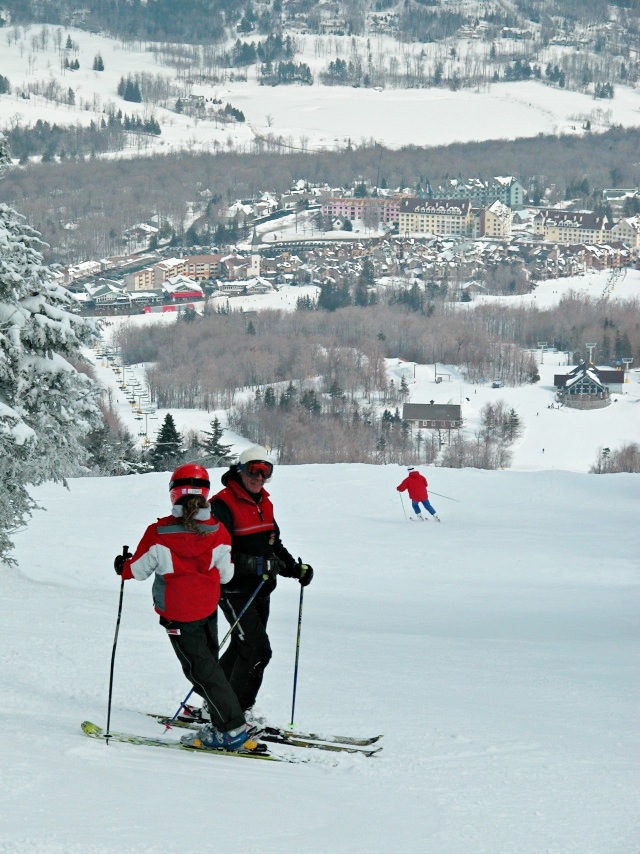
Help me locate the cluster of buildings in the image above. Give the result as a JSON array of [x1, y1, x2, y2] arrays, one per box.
[[57, 176, 639, 312], [321, 178, 640, 250], [66, 227, 633, 314], [321, 177, 526, 240], [71, 252, 277, 310]]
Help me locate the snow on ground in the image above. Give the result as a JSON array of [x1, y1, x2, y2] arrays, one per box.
[[3, 461, 639, 852], [1, 25, 639, 155]]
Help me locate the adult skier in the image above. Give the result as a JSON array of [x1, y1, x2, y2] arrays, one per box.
[[397, 466, 441, 522], [208, 445, 314, 732], [113, 463, 254, 752]]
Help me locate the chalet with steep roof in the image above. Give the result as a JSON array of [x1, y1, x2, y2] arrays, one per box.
[[554, 362, 613, 409]]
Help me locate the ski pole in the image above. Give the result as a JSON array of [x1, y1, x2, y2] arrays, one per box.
[[105, 545, 128, 744], [428, 490, 460, 502], [398, 491, 408, 520], [289, 574, 305, 729], [164, 577, 267, 728]]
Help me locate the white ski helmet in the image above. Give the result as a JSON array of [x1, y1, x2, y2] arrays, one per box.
[[238, 445, 273, 481]]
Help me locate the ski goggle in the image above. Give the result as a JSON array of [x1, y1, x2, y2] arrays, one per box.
[[240, 461, 273, 479]]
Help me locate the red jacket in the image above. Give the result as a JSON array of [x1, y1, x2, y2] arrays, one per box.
[[121, 508, 233, 622], [211, 476, 296, 597], [397, 470, 428, 502]]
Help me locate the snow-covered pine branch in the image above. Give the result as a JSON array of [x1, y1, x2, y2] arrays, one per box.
[[0, 132, 101, 562]]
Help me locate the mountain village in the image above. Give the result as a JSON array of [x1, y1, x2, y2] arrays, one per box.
[[60, 176, 640, 313]]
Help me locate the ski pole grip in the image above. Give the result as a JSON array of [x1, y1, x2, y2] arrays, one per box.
[[122, 545, 129, 555]]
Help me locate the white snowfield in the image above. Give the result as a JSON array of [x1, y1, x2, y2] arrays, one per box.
[[4, 461, 638, 853], [1, 26, 639, 154]]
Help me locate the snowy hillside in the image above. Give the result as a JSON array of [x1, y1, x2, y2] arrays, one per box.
[[3, 271, 639, 851], [2, 25, 640, 155], [3, 460, 638, 853]]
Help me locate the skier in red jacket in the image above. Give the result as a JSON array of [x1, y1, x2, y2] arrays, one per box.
[[113, 463, 255, 753], [397, 467, 441, 522], [209, 445, 313, 732]]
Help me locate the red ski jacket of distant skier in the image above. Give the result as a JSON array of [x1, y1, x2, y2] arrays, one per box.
[[397, 470, 429, 502], [120, 508, 233, 622]]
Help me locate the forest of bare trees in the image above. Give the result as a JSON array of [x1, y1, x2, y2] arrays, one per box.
[[1, 126, 638, 264], [107, 291, 637, 466], [115, 294, 639, 408], [590, 442, 640, 474]]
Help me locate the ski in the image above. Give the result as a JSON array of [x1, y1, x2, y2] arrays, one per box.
[[261, 730, 382, 756], [80, 720, 299, 763], [147, 712, 382, 746]]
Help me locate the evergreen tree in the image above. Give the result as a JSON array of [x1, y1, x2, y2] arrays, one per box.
[[122, 77, 142, 103], [198, 416, 234, 465], [354, 258, 375, 306], [0, 132, 101, 562], [149, 413, 183, 471], [300, 389, 321, 414], [317, 281, 351, 312], [84, 423, 147, 475], [279, 381, 297, 409], [507, 409, 522, 440], [263, 386, 276, 408]]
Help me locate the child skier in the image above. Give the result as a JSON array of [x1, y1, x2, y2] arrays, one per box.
[[113, 463, 258, 753]]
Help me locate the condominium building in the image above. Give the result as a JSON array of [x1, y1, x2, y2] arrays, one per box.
[[533, 210, 609, 244], [398, 198, 473, 237]]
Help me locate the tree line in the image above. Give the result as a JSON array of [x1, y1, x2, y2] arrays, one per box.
[[103, 292, 639, 469]]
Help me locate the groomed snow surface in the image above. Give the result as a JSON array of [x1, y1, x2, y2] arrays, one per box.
[[3, 461, 639, 851]]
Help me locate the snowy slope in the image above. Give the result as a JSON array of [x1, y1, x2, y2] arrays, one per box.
[[1, 26, 639, 155], [2, 243, 639, 854], [3, 462, 638, 853]]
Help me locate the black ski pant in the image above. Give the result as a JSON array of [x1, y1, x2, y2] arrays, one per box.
[[219, 592, 272, 711], [160, 611, 245, 732]]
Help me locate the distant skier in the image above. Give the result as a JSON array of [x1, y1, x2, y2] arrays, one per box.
[[397, 467, 440, 522]]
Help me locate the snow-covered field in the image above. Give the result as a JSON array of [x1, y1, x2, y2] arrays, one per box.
[[1, 25, 639, 155], [3, 459, 639, 852]]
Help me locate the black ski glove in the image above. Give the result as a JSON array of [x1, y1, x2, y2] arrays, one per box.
[[296, 559, 314, 587], [114, 549, 132, 576]]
